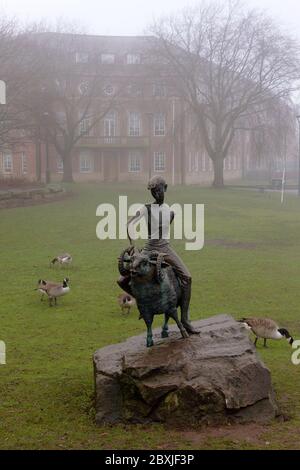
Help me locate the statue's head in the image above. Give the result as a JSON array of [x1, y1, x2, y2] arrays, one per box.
[[147, 176, 167, 205]]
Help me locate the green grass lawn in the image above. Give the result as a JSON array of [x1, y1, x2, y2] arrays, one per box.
[[1, 183, 300, 450]]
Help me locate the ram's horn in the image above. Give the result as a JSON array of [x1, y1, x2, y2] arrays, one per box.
[[118, 248, 132, 276]]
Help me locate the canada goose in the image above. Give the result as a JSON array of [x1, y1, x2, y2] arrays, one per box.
[[36, 279, 50, 301], [118, 293, 135, 315], [239, 317, 294, 347], [51, 253, 72, 266], [38, 277, 70, 306]]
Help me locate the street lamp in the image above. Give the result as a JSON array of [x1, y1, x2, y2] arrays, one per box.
[[297, 115, 300, 197]]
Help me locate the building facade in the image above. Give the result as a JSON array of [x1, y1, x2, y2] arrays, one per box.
[[0, 34, 248, 185]]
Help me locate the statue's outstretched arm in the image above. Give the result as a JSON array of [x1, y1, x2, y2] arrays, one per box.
[[127, 211, 141, 245]]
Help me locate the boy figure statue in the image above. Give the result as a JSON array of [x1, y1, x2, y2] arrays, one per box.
[[118, 176, 197, 335]]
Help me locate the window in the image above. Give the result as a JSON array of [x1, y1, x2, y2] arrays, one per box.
[[104, 111, 116, 138], [188, 153, 199, 173], [128, 112, 141, 136], [103, 84, 115, 96], [79, 117, 92, 136], [101, 53, 115, 64], [126, 53, 141, 64], [3, 152, 13, 173], [153, 113, 165, 136], [21, 152, 27, 174], [75, 52, 89, 64], [153, 83, 166, 97], [194, 153, 199, 172], [80, 151, 94, 173], [201, 153, 206, 172], [57, 158, 64, 174], [154, 151, 165, 172], [233, 155, 238, 170], [226, 155, 232, 171], [129, 151, 141, 172]]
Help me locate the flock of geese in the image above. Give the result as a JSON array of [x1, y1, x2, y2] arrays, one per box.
[[35, 252, 295, 349], [36, 253, 72, 306]]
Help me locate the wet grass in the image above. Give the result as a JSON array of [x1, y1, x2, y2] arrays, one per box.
[[0, 183, 300, 449]]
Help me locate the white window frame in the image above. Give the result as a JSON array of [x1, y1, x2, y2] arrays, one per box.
[[21, 152, 27, 175], [104, 111, 116, 138], [75, 52, 89, 64], [126, 53, 141, 65], [153, 113, 165, 136], [3, 152, 13, 174], [233, 155, 238, 170], [224, 157, 228, 171], [80, 152, 94, 173], [153, 83, 166, 97], [194, 152, 199, 172], [128, 151, 142, 173], [201, 153, 206, 172], [101, 53, 115, 64], [128, 112, 141, 137], [57, 158, 64, 174], [154, 151, 165, 172], [79, 116, 93, 136]]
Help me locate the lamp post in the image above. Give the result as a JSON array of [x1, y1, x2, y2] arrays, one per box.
[[297, 115, 300, 197]]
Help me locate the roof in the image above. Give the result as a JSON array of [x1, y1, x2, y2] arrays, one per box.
[[33, 32, 159, 54]]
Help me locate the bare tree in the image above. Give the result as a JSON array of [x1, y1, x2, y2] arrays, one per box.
[[151, 0, 300, 187], [0, 17, 40, 152], [22, 31, 122, 182]]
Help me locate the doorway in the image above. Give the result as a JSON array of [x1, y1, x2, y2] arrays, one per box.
[[103, 151, 119, 182]]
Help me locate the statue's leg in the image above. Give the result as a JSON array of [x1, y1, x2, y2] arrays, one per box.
[[161, 314, 169, 338], [169, 309, 189, 339], [117, 276, 133, 297], [180, 278, 199, 335], [162, 248, 198, 335], [144, 317, 154, 347]]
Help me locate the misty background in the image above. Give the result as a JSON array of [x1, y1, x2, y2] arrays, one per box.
[[1, 0, 300, 38]]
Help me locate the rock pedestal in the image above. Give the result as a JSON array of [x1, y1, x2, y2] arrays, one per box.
[[93, 315, 279, 426]]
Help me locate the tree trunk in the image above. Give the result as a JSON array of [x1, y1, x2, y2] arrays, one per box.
[[62, 153, 74, 183], [212, 157, 225, 188]]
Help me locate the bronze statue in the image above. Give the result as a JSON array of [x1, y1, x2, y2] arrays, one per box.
[[117, 176, 197, 346]]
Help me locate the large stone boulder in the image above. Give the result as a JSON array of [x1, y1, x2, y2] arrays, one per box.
[[93, 315, 279, 426]]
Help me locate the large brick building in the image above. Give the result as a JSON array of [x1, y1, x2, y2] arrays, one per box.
[[0, 34, 248, 185]]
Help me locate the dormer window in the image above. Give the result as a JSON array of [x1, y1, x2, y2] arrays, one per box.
[[126, 53, 141, 65], [75, 52, 89, 64], [101, 53, 115, 64]]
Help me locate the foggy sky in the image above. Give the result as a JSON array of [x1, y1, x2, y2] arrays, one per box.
[[1, 0, 300, 38]]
